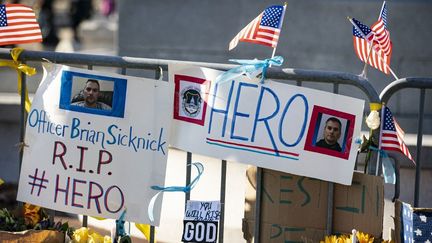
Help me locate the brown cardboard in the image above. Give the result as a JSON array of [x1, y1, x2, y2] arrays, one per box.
[[243, 219, 325, 243], [244, 167, 384, 242], [0, 230, 65, 243], [394, 200, 403, 243]]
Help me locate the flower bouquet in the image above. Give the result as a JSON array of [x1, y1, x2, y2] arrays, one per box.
[[0, 204, 70, 242]]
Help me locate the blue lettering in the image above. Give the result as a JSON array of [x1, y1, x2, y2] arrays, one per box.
[[106, 124, 117, 145], [251, 86, 280, 155], [230, 82, 257, 141], [157, 128, 166, 155], [278, 94, 309, 147], [28, 109, 39, 127], [208, 81, 235, 137], [70, 118, 80, 139], [128, 126, 137, 151]]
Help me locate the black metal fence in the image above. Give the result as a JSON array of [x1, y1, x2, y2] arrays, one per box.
[[0, 48, 430, 242]]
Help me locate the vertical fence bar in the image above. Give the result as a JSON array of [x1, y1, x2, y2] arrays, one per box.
[[149, 67, 163, 243], [17, 65, 27, 211], [81, 64, 94, 228], [325, 83, 339, 235], [18, 64, 26, 175], [219, 160, 227, 242], [326, 182, 334, 235], [186, 152, 192, 205], [120, 67, 126, 75], [253, 167, 263, 243], [414, 89, 425, 207]]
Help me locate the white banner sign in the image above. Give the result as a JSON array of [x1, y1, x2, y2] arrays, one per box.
[[17, 64, 173, 225], [169, 64, 365, 185]]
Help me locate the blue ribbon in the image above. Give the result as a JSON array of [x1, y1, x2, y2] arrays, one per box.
[[354, 138, 396, 184], [116, 209, 127, 238], [148, 162, 204, 222], [215, 56, 284, 84], [368, 146, 396, 184]]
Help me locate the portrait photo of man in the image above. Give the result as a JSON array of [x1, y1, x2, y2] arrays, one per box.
[[315, 117, 342, 152], [304, 105, 355, 160], [71, 79, 112, 110]]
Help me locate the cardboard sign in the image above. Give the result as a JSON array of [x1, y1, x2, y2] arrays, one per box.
[[17, 64, 173, 225], [182, 200, 220, 243], [169, 64, 365, 185], [243, 167, 384, 242]]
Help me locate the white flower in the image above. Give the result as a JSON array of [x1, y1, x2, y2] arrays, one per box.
[[366, 110, 380, 130]]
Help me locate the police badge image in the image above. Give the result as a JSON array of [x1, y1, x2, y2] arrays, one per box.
[[174, 74, 211, 126]]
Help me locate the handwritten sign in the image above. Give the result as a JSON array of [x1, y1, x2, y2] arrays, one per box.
[[182, 200, 220, 242], [244, 168, 384, 242], [17, 63, 173, 225], [169, 64, 365, 185]]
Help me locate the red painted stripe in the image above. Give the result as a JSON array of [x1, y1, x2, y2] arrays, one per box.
[[206, 137, 299, 157]]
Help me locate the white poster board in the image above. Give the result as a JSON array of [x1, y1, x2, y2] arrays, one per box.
[[17, 64, 173, 225], [169, 64, 365, 185]]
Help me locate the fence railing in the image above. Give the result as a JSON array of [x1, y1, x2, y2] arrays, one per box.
[[4, 48, 430, 242], [380, 77, 432, 208]]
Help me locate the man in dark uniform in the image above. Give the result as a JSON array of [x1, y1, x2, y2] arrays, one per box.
[[316, 117, 342, 152]]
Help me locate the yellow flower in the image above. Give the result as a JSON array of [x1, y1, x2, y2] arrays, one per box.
[[23, 203, 41, 226], [72, 227, 89, 243], [320, 235, 339, 243], [338, 234, 352, 243], [356, 231, 374, 243], [321, 232, 381, 243], [72, 227, 112, 243]]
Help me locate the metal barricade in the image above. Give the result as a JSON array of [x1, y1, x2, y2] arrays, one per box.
[[380, 77, 432, 207], [0, 48, 382, 242]]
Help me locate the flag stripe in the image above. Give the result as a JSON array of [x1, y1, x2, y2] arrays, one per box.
[[0, 25, 40, 32], [353, 35, 390, 74], [381, 106, 415, 164], [0, 29, 41, 37], [371, 2, 392, 57]]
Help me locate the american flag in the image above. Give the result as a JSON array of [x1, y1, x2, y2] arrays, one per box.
[[351, 17, 391, 75], [0, 4, 42, 46], [380, 106, 415, 164], [400, 201, 432, 243], [229, 5, 285, 50], [371, 1, 392, 57]]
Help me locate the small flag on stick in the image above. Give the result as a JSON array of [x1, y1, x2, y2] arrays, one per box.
[[380, 106, 415, 164], [350, 17, 391, 75], [0, 4, 42, 46], [229, 5, 286, 51]]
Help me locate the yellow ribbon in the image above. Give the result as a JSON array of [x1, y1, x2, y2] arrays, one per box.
[[0, 48, 36, 112], [90, 216, 155, 242], [135, 223, 155, 243], [369, 102, 382, 111]]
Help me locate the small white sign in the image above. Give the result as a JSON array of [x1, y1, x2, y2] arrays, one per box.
[[182, 200, 220, 243]]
